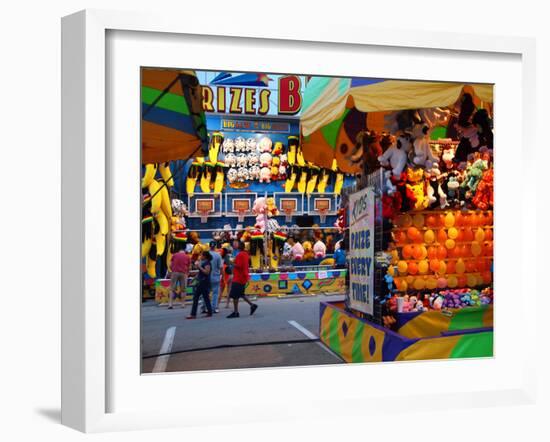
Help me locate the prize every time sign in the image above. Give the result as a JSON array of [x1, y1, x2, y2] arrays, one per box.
[[201, 76, 302, 116], [348, 187, 375, 315]]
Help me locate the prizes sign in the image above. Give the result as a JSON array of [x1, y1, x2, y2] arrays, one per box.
[[348, 187, 375, 315]]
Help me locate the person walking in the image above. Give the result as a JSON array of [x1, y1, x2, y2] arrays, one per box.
[[227, 241, 258, 318], [220, 245, 234, 309], [186, 251, 214, 319], [168, 245, 191, 309], [208, 241, 223, 313]]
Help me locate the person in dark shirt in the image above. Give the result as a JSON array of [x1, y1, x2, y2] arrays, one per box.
[[186, 251, 213, 319]]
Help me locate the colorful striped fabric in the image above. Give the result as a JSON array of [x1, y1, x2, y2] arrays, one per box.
[[300, 77, 493, 172], [141, 68, 208, 164]]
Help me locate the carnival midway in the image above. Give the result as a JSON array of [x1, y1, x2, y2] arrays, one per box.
[[141, 69, 493, 372]]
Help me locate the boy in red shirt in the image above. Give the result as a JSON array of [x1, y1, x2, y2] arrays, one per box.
[[227, 241, 258, 318], [168, 247, 191, 309]]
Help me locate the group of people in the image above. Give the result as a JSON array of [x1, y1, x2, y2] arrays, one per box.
[[168, 240, 259, 319]]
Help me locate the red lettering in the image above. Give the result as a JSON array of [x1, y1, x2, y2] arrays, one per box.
[[278, 76, 302, 115]]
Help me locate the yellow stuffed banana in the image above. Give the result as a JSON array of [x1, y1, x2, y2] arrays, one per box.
[[213, 162, 225, 194], [148, 180, 162, 214], [200, 162, 213, 193], [146, 241, 157, 278], [334, 173, 344, 195], [158, 162, 174, 187], [155, 232, 166, 256], [159, 183, 172, 219], [306, 165, 319, 194], [141, 238, 152, 258], [297, 168, 308, 193], [209, 132, 223, 164], [141, 163, 157, 188], [296, 147, 306, 167], [331, 159, 344, 195], [146, 255, 157, 278], [186, 161, 201, 196], [317, 169, 329, 193], [287, 136, 298, 166], [284, 165, 297, 192], [155, 211, 169, 235]]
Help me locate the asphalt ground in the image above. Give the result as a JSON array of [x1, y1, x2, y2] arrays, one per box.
[[141, 294, 345, 373]]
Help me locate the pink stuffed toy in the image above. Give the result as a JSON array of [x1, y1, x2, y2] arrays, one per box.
[[313, 240, 326, 259], [252, 197, 268, 232], [259, 166, 271, 183], [291, 242, 304, 260]]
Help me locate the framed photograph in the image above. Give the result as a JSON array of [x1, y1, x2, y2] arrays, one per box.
[[62, 9, 537, 433]]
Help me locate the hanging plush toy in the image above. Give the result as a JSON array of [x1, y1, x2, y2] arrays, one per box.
[[278, 154, 288, 180], [259, 166, 272, 183], [378, 135, 412, 177], [272, 141, 284, 156], [249, 165, 261, 180], [411, 123, 438, 169], [306, 163, 320, 194], [271, 156, 280, 180], [236, 153, 248, 168], [247, 151, 259, 166], [258, 136, 273, 153], [406, 167, 427, 210], [472, 168, 494, 210], [360, 130, 383, 176], [259, 152, 272, 168], [208, 131, 223, 164], [266, 197, 279, 217], [287, 136, 299, 166], [227, 167, 238, 184], [461, 156, 488, 198], [284, 165, 298, 192], [222, 138, 235, 153], [234, 136, 246, 153], [199, 161, 214, 193], [252, 197, 268, 232], [246, 137, 257, 152], [224, 153, 237, 168], [237, 167, 249, 182], [213, 161, 226, 194], [331, 159, 344, 195], [185, 160, 202, 196]]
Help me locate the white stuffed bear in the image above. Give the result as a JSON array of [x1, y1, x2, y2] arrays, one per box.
[[259, 152, 272, 167], [227, 167, 238, 183], [411, 123, 438, 169], [222, 138, 234, 153], [224, 153, 237, 167], [234, 137, 246, 152], [259, 166, 271, 183], [247, 151, 259, 166], [237, 167, 249, 182], [258, 136, 273, 153], [246, 137, 257, 152], [249, 165, 261, 180], [378, 135, 411, 177], [236, 153, 248, 167]]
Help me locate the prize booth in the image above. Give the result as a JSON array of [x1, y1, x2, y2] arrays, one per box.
[[299, 77, 495, 362], [142, 71, 351, 304]]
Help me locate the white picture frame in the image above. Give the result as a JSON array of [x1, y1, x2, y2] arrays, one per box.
[[62, 9, 538, 433]]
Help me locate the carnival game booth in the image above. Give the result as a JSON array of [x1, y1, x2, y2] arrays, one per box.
[[300, 76, 495, 362], [146, 71, 353, 303]]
